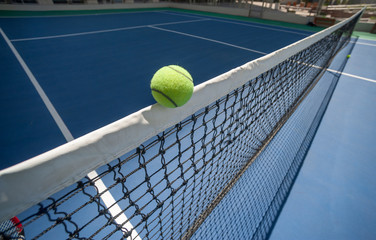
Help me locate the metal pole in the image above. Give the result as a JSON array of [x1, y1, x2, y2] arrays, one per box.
[[248, 0, 254, 17], [316, 0, 325, 16]]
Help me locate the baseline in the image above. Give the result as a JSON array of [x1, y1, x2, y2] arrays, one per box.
[[0, 9, 168, 18], [10, 18, 209, 42]]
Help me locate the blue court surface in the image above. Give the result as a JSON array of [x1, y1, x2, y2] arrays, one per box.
[[269, 38, 376, 240], [1, 8, 376, 239], [0, 10, 312, 168]]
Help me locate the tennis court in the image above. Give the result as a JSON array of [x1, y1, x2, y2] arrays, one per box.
[[0, 7, 375, 240], [0, 9, 313, 168]]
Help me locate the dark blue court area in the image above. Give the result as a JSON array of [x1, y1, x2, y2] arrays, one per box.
[[0, 9, 312, 168], [1, 8, 376, 240]]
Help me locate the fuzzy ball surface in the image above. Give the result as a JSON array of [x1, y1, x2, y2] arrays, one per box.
[[150, 65, 194, 108]]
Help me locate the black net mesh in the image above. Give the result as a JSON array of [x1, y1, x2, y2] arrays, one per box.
[[1, 11, 360, 240]]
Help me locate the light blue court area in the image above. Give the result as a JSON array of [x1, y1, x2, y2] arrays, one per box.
[[269, 38, 376, 239]]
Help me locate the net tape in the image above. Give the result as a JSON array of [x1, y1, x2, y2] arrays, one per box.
[[0, 9, 362, 240]]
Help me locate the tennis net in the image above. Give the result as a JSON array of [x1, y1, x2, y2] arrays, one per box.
[[0, 9, 363, 240]]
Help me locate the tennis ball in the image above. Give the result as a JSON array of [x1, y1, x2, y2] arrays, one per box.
[[150, 65, 194, 108], [347, 54, 351, 58]]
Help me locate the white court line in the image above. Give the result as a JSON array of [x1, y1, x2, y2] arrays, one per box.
[[0, 28, 73, 141], [350, 40, 376, 47], [152, 18, 210, 27], [297, 59, 376, 84], [11, 25, 146, 42], [10, 18, 209, 42], [0, 27, 141, 240], [149, 25, 267, 55], [158, 10, 209, 19], [327, 68, 376, 83], [304, 61, 376, 83], [87, 171, 141, 240], [0, 10, 165, 19]]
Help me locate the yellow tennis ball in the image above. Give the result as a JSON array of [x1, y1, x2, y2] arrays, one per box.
[[150, 65, 194, 108]]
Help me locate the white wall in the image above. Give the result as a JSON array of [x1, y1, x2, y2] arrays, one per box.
[[354, 22, 374, 32], [262, 9, 313, 24], [169, 3, 312, 25]]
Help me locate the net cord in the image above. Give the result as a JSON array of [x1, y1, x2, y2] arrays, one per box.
[[0, 8, 364, 222]]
